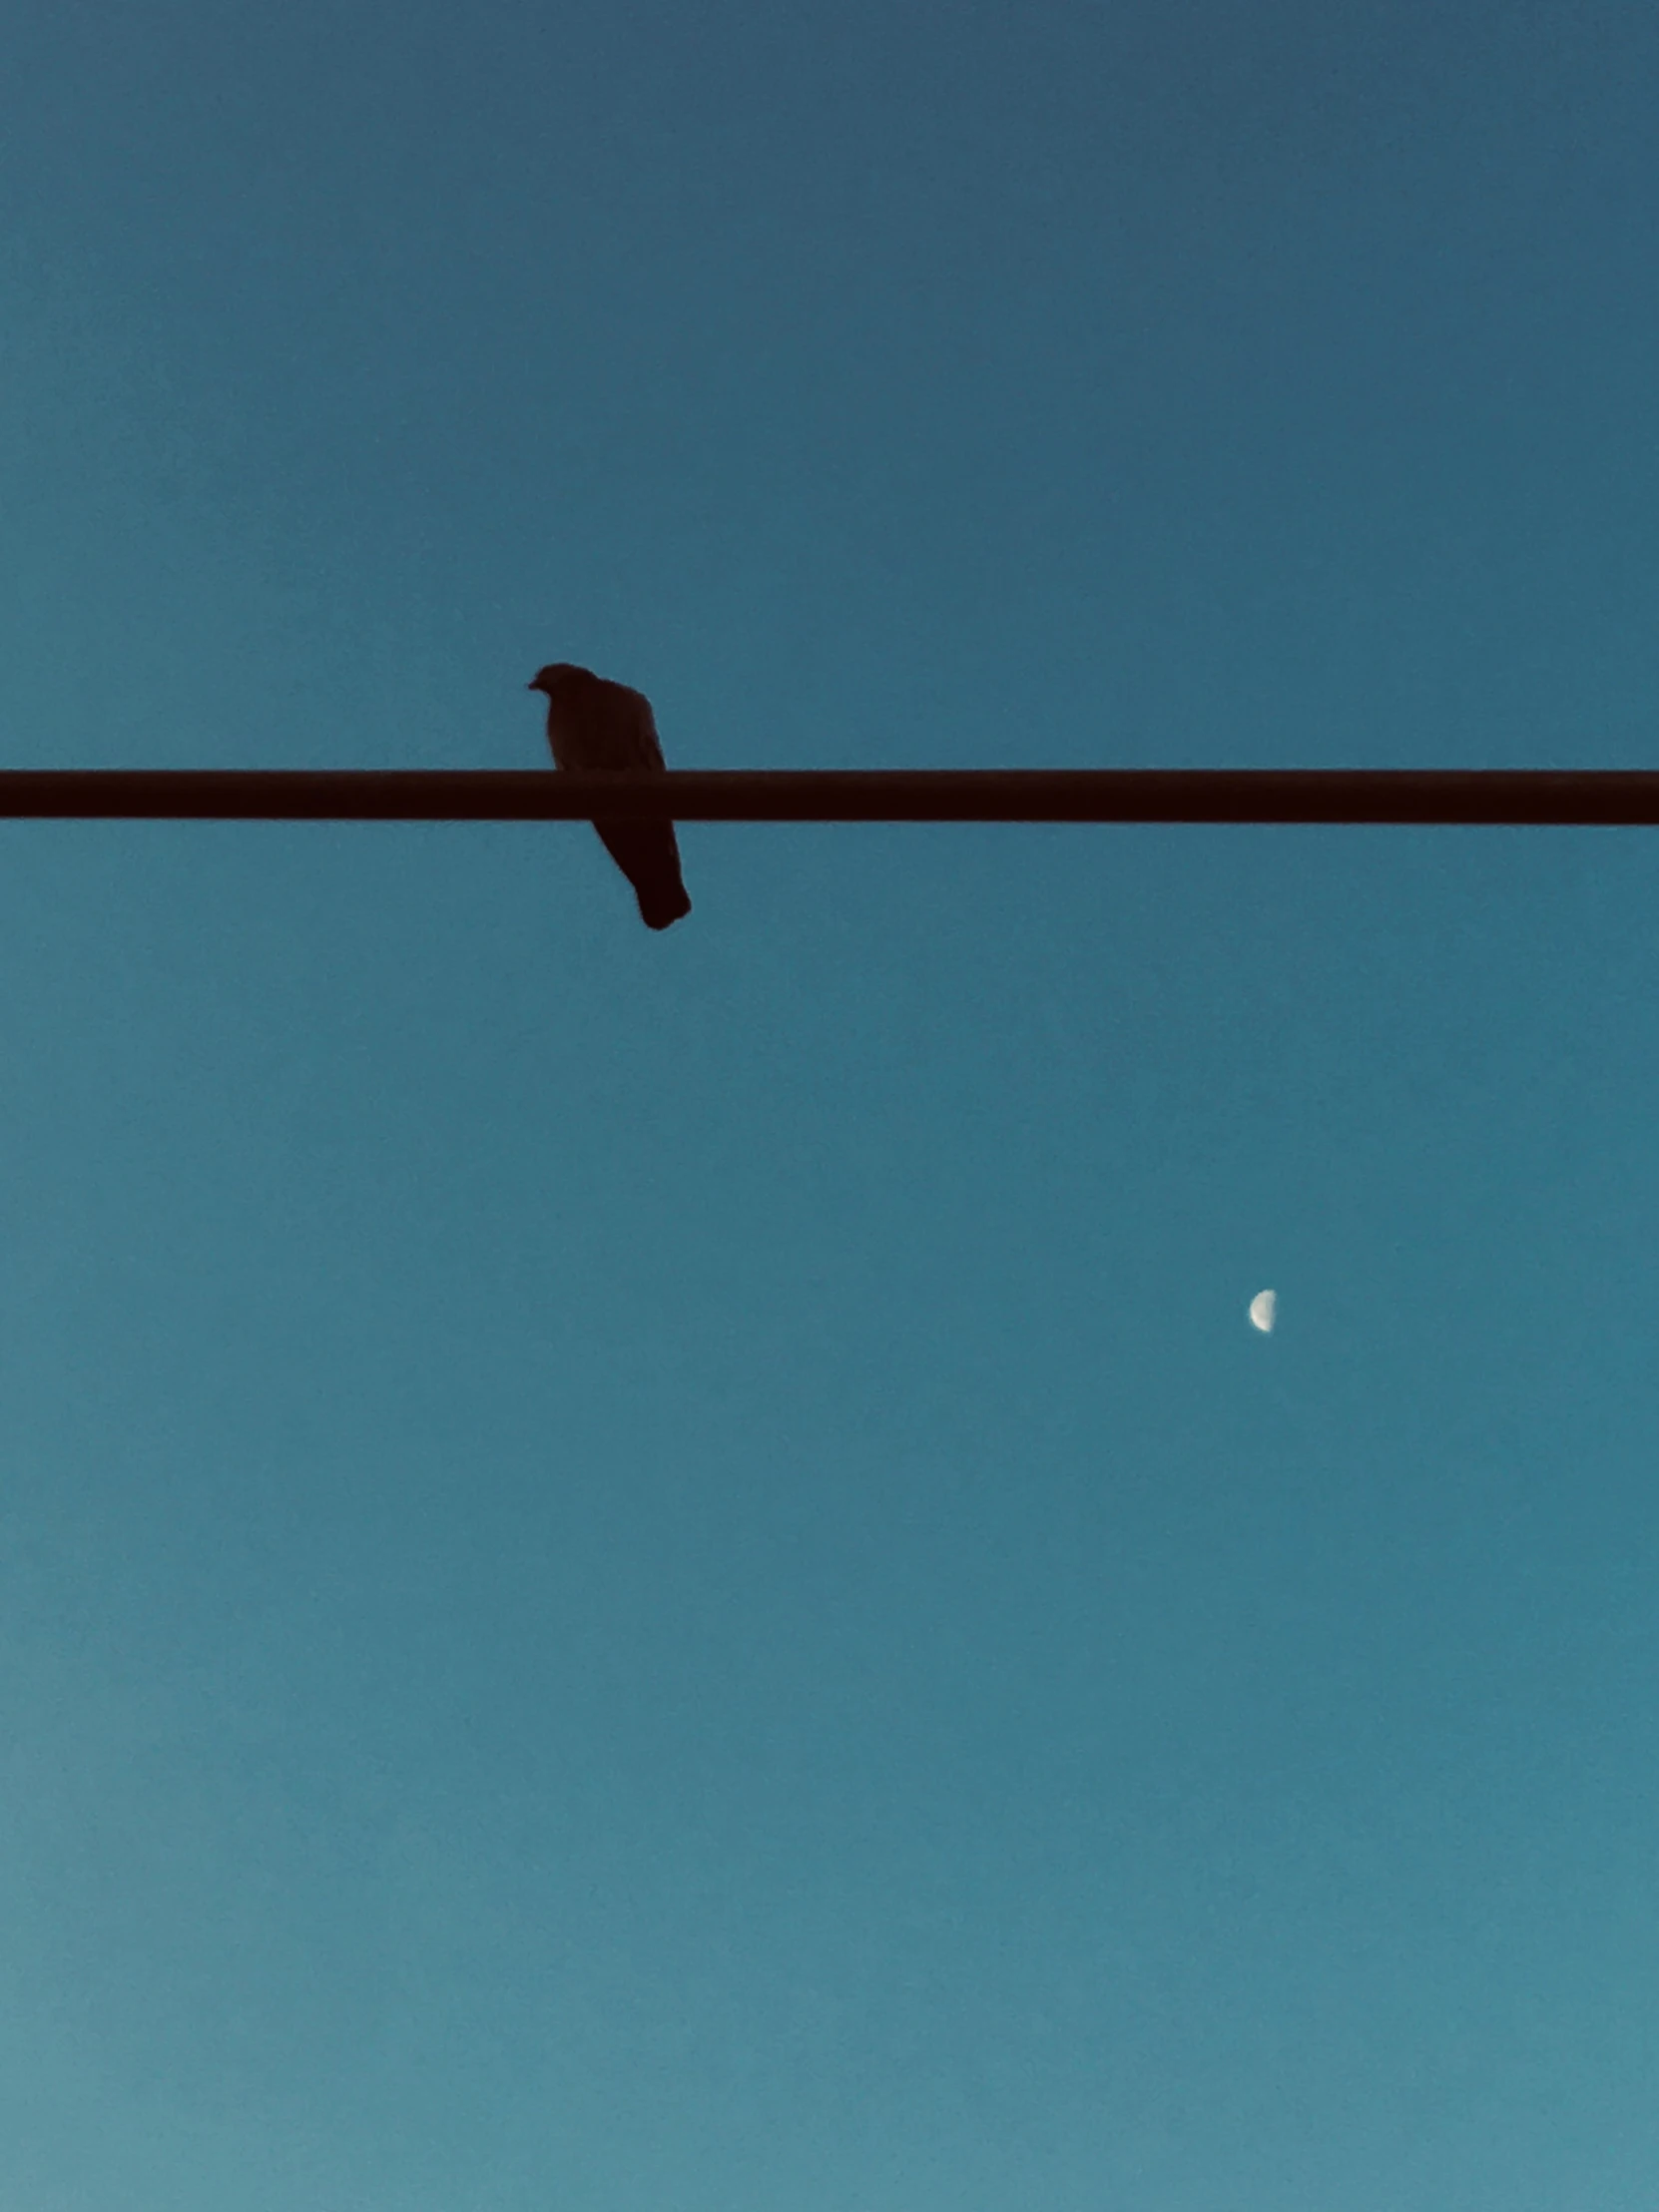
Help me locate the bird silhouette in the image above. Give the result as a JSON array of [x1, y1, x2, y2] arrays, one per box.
[[528, 663, 692, 930]]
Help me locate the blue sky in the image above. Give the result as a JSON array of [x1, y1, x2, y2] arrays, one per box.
[[3, 2, 1659, 2205]]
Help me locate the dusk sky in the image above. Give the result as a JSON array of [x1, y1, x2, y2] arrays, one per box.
[[4, 2, 1659, 2205]]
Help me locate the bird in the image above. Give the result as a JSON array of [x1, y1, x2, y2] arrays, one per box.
[[527, 663, 692, 930]]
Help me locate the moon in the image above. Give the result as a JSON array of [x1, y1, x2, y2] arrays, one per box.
[[1249, 1289, 1277, 1334]]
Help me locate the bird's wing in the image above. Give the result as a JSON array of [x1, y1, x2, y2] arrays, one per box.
[[545, 676, 667, 773], [614, 686, 667, 773]]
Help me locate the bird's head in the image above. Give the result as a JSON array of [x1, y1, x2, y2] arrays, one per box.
[[527, 662, 588, 695]]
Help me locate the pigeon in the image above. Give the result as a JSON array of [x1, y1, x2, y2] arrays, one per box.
[[528, 663, 692, 930]]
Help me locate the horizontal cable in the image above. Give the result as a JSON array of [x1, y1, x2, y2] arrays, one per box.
[[0, 769, 1655, 824]]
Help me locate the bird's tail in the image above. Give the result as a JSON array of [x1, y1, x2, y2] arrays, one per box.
[[639, 880, 693, 930], [594, 821, 692, 931]]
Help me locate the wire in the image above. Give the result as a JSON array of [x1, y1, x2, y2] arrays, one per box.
[[0, 769, 1655, 824]]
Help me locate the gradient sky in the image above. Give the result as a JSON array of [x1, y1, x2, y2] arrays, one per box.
[[4, 3, 1659, 2206]]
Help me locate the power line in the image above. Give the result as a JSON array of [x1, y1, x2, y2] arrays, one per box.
[[0, 769, 1655, 824]]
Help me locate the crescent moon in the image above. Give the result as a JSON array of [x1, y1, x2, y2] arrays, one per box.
[[1249, 1290, 1277, 1334]]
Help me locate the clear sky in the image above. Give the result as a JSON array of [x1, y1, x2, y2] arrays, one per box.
[[3, 3, 1659, 2206]]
